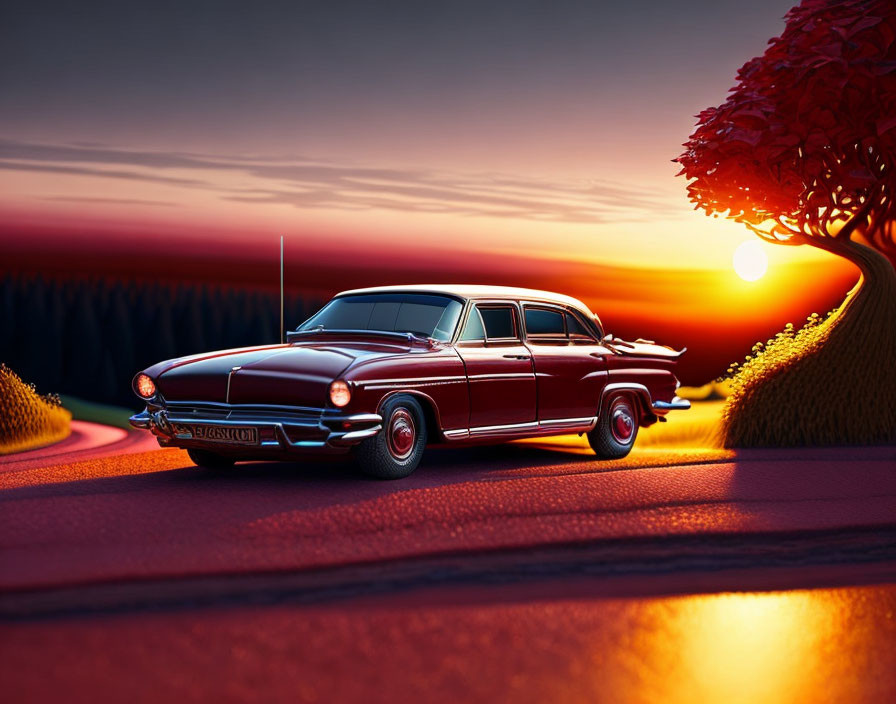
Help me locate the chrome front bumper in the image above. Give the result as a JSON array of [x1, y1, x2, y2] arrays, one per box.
[[129, 401, 382, 453]]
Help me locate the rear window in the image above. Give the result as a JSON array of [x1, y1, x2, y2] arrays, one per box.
[[478, 306, 517, 340], [566, 312, 594, 339], [525, 308, 565, 336]]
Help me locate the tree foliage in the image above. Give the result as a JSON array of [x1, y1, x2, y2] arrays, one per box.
[[676, 0, 896, 259]]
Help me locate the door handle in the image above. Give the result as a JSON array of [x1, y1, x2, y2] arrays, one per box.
[[503, 354, 531, 360]]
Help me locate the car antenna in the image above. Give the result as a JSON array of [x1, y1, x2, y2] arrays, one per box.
[[280, 235, 285, 344]]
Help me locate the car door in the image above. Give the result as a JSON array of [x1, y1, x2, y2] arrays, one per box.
[[455, 302, 537, 429], [522, 304, 610, 421]]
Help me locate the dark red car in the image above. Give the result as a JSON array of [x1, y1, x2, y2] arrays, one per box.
[[130, 285, 690, 478]]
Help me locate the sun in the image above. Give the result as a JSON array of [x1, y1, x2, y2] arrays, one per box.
[[733, 240, 768, 281]]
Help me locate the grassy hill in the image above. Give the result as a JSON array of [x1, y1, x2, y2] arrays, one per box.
[[0, 364, 71, 454]]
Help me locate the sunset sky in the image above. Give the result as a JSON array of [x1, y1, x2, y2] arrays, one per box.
[[0, 0, 841, 274]]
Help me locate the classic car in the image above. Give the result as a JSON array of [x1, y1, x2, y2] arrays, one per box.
[[130, 285, 690, 478]]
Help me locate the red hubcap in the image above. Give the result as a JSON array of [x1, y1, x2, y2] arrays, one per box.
[[611, 401, 635, 443], [387, 408, 416, 460]]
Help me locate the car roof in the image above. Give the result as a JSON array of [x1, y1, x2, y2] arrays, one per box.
[[335, 284, 595, 316]]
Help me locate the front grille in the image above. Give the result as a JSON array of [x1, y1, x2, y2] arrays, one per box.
[[164, 402, 324, 424]]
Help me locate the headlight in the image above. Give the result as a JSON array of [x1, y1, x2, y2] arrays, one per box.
[[329, 380, 351, 407], [134, 373, 157, 399]]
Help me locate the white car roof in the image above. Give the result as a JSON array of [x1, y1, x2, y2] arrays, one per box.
[[335, 284, 595, 317]]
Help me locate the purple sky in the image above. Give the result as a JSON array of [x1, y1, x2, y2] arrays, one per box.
[[2, 0, 830, 272]]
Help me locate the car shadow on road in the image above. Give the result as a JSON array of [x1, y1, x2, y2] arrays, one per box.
[[191, 441, 599, 489], [0, 441, 601, 509]]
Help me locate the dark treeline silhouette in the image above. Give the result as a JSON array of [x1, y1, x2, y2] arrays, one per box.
[[1, 274, 324, 408]]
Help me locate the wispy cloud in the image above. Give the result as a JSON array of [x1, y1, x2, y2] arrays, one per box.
[[39, 196, 179, 207], [0, 138, 680, 224], [0, 159, 205, 187]]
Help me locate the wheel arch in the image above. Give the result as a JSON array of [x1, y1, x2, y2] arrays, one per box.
[[599, 383, 656, 426], [375, 389, 442, 441]]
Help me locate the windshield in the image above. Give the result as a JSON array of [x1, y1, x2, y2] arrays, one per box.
[[298, 293, 464, 341]]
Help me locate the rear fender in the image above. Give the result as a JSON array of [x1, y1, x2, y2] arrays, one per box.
[[599, 383, 656, 426]]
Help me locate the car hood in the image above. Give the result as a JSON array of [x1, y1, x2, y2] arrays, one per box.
[[149, 342, 396, 406]]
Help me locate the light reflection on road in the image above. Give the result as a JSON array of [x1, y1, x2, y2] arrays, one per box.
[[2, 581, 894, 702], [591, 586, 894, 704]]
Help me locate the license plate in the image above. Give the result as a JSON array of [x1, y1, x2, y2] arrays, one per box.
[[173, 423, 258, 445]]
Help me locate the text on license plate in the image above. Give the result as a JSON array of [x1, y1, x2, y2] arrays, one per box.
[[173, 424, 258, 444]]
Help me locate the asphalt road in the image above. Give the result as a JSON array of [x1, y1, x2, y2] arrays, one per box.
[[2, 432, 895, 702], [0, 419, 158, 473]]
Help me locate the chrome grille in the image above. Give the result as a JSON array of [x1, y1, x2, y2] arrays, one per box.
[[164, 401, 324, 424]]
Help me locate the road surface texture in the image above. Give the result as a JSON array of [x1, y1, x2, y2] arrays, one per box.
[[2, 432, 895, 702], [0, 419, 158, 473]]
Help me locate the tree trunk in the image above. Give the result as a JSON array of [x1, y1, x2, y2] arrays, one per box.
[[723, 238, 896, 447]]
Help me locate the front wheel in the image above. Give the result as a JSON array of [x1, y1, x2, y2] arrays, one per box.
[[356, 395, 427, 479], [588, 393, 639, 459]]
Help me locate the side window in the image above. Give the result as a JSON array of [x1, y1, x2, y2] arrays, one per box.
[[479, 306, 518, 341], [525, 307, 565, 337], [460, 307, 486, 341], [566, 312, 595, 341]]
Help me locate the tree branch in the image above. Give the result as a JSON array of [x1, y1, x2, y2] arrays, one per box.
[[744, 219, 808, 246], [835, 196, 876, 241]]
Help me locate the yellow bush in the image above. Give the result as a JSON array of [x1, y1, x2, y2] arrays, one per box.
[[636, 399, 725, 450], [677, 381, 731, 402], [0, 364, 71, 454]]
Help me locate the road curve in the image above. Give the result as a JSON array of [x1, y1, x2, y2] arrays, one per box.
[[0, 420, 159, 473]]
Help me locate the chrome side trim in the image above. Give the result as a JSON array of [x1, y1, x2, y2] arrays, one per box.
[[468, 373, 535, 382], [470, 421, 539, 436], [360, 371, 535, 390], [441, 415, 597, 441], [539, 416, 597, 430], [354, 375, 466, 387], [442, 428, 470, 439], [363, 383, 464, 391]]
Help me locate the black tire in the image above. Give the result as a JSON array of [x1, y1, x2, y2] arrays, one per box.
[[356, 395, 427, 479], [588, 393, 639, 459], [187, 448, 236, 470]]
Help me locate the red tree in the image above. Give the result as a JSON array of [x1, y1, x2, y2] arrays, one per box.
[[676, 0, 896, 446]]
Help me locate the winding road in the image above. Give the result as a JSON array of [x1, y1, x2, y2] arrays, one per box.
[[2, 428, 895, 702]]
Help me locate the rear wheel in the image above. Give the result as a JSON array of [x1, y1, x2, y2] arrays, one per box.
[[588, 393, 639, 459], [356, 395, 427, 479], [187, 448, 236, 471]]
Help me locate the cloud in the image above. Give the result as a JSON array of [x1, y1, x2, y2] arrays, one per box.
[[39, 196, 179, 207], [0, 159, 206, 187], [0, 138, 681, 224]]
